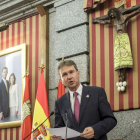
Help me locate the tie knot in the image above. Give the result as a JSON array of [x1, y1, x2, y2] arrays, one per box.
[[73, 92, 78, 97]]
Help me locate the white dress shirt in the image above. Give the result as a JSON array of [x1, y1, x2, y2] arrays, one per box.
[[2, 78, 7, 82], [69, 84, 83, 113]]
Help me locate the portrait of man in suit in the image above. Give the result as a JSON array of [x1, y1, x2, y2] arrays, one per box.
[[0, 67, 9, 120], [51, 60, 117, 140]]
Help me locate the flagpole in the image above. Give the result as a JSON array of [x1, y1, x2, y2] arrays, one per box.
[[23, 112, 54, 140]]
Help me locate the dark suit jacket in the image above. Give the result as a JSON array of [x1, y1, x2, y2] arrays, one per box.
[[0, 79, 9, 118], [55, 86, 117, 140]]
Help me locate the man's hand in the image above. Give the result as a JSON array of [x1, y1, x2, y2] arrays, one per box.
[[0, 113, 4, 120], [80, 127, 94, 139], [50, 134, 61, 140]]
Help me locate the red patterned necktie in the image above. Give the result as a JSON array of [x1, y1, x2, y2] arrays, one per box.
[[73, 92, 80, 123]]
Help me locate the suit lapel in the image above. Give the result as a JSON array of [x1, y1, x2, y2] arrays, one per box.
[[63, 92, 78, 126], [1, 79, 8, 94], [79, 86, 90, 124]]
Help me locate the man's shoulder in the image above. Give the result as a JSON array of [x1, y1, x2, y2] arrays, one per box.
[[0, 80, 3, 86], [0, 79, 4, 84], [83, 85, 105, 97], [56, 92, 67, 103], [83, 85, 103, 91]]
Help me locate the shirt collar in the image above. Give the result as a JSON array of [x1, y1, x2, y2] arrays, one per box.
[[2, 78, 6, 82], [69, 83, 83, 98]]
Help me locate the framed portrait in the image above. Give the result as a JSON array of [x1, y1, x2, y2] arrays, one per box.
[[0, 43, 26, 128]]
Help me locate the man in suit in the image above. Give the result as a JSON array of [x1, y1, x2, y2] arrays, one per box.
[[0, 67, 9, 120], [51, 60, 117, 140]]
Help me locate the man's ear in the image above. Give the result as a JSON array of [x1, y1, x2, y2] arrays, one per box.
[[59, 70, 64, 84], [78, 71, 80, 76], [59, 76, 63, 83], [60, 78, 64, 85]]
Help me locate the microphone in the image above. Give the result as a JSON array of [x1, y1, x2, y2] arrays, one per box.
[[23, 111, 54, 140], [65, 110, 68, 140]]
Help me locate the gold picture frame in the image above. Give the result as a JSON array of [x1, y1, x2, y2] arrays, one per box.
[[0, 43, 26, 128]]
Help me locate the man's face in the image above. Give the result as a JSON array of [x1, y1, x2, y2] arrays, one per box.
[[110, 12, 114, 18], [110, 10, 116, 19], [2, 69, 8, 79], [59, 65, 80, 91]]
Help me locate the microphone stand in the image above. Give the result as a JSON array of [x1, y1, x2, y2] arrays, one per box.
[[23, 111, 54, 140], [65, 111, 68, 140]]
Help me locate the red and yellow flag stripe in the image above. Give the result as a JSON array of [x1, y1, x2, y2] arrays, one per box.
[[32, 69, 50, 140]]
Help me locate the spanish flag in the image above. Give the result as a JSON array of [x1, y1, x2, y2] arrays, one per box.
[[21, 75, 32, 140], [57, 79, 65, 99], [32, 69, 51, 140]]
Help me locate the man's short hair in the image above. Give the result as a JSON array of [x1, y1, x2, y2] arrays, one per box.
[[58, 60, 78, 72], [2, 67, 8, 72]]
